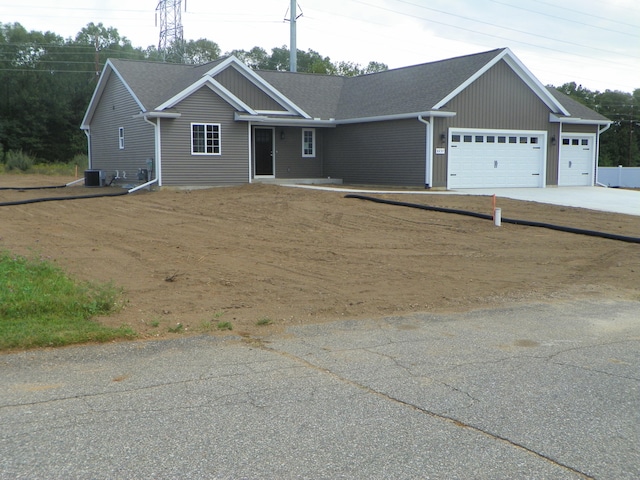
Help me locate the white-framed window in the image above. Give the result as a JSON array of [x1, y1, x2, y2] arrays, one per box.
[[191, 123, 221, 155], [118, 127, 125, 149], [302, 128, 316, 157]]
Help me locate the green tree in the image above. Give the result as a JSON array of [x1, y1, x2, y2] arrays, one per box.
[[557, 83, 639, 167]]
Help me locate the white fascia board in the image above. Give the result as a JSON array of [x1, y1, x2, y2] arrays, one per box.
[[133, 111, 182, 119], [81, 60, 146, 129], [549, 113, 612, 126], [206, 56, 312, 119], [336, 111, 456, 125], [433, 48, 570, 116], [234, 112, 335, 127]]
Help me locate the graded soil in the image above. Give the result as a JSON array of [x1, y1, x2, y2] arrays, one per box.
[[1, 175, 638, 340]]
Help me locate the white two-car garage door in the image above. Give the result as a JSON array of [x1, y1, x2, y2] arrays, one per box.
[[558, 134, 596, 186], [448, 129, 546, 189]]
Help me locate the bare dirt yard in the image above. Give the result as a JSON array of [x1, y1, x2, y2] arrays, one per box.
[[1, 174, 639, 340]]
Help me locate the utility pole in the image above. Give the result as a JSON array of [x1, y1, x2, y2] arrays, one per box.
[[285, 1, 302, 72]]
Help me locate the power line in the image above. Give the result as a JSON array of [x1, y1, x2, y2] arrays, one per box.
[[348, 0, 639, 67]]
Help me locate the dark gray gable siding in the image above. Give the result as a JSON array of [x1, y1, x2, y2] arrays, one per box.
[[160, 86, 248, 186], [323, 119, 426, 187], [272, 127, 324, 178], [433, 60, 557, 187], [89, 71, 154, 180], [214, 67, 286, 112]]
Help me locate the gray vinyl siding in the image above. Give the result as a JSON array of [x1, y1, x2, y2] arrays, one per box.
[[324, 119, 426, 187], [562, 124, 599, 134], [272, 127, 324, 178], [89, 72, 154, 181], [214, 67, 286, 112], [160, 87, 248, 186], [434, 60, 559, 187]]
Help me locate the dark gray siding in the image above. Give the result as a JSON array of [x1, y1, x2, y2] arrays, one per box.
[[214, 67, 286, 112], [434, 60, 558, 186], [324, 119, 426, 186], [160, 87, 248, 186], [89, 72, 155, 180], [272, 127, 324, 178]]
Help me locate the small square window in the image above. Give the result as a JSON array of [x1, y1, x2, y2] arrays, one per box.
[[487, 136, 495, 143], [530, 137, 538, 144], [498, 136, 506, 143], [572, 139, 579, 145], [452, 134, 461, 142], [519, 137, 527, 144], [509, 136, 517, 144], [463, 135, 472, 143], [191, 123, 221, 155], [581, 139, 589, 146], [562, 138, 570, 145], [475, 135, 484, 143]]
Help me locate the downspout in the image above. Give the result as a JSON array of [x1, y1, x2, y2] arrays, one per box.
[[84, 129, 92, 169], [418, 115, 433, 188], [595, 123, 611, 187], [556, 120, 563, 186], [143, 115, 162, 187], [248, 122, 253, 183]]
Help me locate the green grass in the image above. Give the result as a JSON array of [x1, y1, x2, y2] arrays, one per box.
[[0, 251, 134, 350], [216, 321, 233, 331]]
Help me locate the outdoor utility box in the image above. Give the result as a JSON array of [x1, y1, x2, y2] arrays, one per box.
[[84, 169, 106, 187]]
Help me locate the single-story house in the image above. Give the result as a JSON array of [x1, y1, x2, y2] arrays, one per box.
[[81, 47, 611, 189]]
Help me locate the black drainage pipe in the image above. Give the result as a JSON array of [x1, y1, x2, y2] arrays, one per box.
[[345, 194, 640, 244], [0, 184, 68, 191], [0, 190, 129, 207]]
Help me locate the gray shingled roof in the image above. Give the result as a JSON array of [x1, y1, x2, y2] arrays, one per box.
[[546, 87, 610, 122], [108, 58, 226, 110], [255, 70, 346, 120], [104, 49, 607, 124], [255, 49, 505, 120], [336, 49, 505, 119]]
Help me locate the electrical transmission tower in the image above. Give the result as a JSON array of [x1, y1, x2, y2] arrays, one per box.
[[156, 0, 184, 60]]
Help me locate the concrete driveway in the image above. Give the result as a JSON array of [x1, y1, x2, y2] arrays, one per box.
[[456, 187, 640, 217], [1, 300, 638, 479], [288, 185, 640, 216]]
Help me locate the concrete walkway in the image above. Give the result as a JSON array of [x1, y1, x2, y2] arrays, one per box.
[[1, 300, 639, 479]]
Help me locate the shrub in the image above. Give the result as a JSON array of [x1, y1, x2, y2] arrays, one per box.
[[5, 150, 35, 172]]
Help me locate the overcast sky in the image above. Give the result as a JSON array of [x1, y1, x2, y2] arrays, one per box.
[[2, 0, 639, 92]]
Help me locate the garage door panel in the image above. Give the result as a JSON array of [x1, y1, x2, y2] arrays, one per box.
[[558, 135, 594, 186], [448, 130, 545, 189]]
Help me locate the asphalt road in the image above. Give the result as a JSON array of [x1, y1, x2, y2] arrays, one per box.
[[1, 300, 638, 479]]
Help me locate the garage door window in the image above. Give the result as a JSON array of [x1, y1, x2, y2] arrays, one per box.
[[487, 136, 495, 143], [464, 135, 472, 142], [452, 134, 461, 142]]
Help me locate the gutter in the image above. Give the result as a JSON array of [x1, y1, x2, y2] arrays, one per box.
[[234, 110, 457, 127]]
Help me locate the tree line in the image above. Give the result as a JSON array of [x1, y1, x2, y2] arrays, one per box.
[[0, 21, 637, 167]]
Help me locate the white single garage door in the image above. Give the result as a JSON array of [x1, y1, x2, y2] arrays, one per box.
[[558, 134, 595, 186], [448, 129, 546, 189]]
